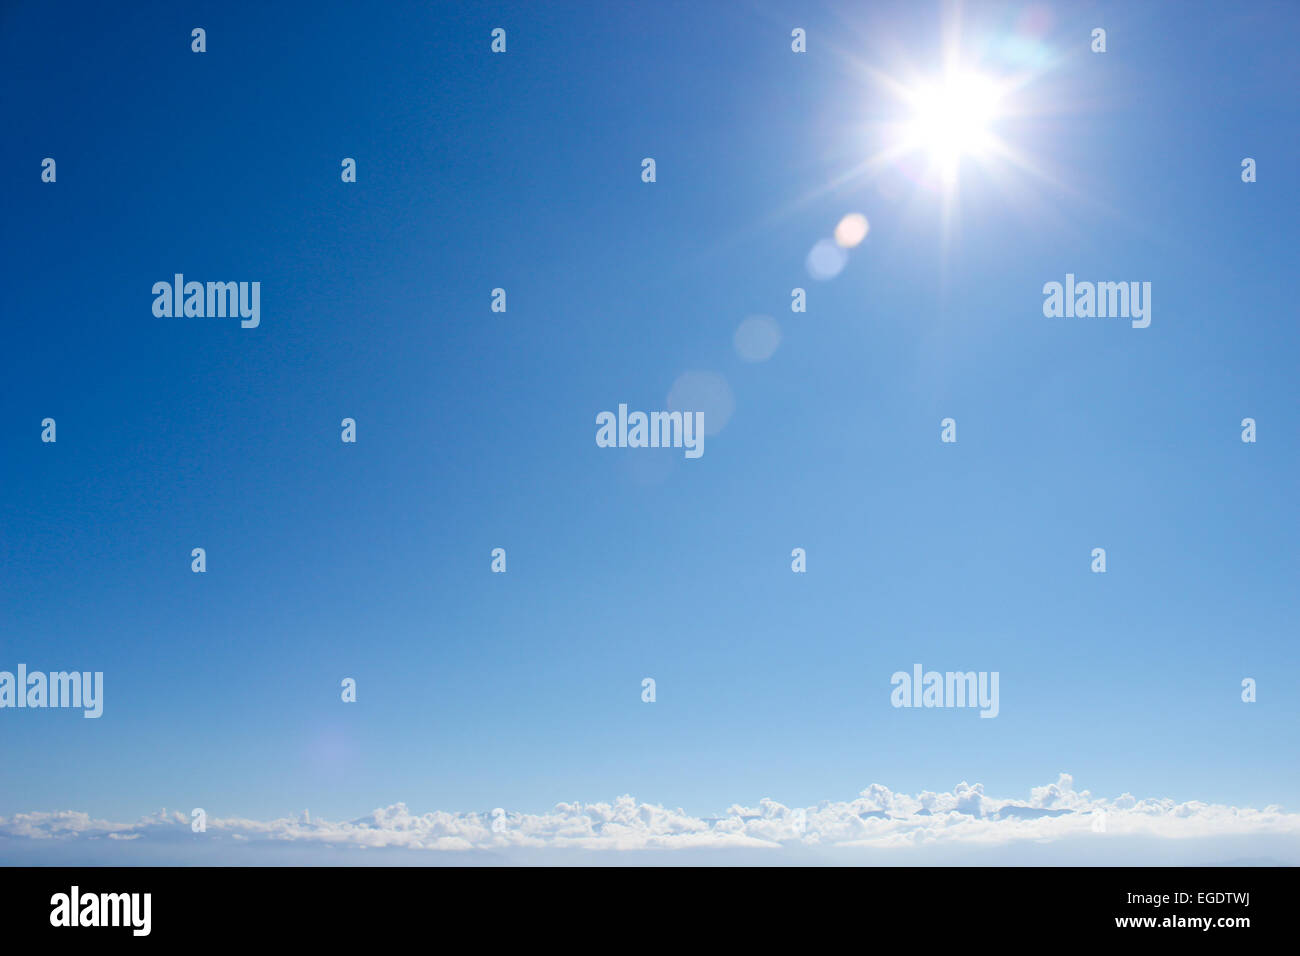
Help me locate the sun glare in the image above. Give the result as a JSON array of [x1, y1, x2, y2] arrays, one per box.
[[903, 71, 1003, 182], [777, 19, 1064, 261]]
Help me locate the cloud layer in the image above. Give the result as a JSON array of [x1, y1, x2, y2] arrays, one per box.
[[4, 774, 1298, 864]]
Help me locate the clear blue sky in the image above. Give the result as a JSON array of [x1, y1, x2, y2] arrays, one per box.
[[2, 0, 1297, 826]]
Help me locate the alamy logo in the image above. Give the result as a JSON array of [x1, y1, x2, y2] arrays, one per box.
[[152, 274, 261, 328], [596, 404, 705, 459], [1042, 273, 1151, 328], [890, 664, 999, 718], [50, 886, 150, 936], [0, 665, 103, 718]]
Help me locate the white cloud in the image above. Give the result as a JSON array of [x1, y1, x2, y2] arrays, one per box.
[[2, 774, 1297, 862]]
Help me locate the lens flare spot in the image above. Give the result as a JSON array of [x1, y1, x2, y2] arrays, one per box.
[[806, 238, 848, 280], [733, 315, 781, 362], [667, 370, 734, 436], [834, 213, 870, 248]]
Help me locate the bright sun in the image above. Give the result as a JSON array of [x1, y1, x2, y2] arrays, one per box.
[[814, 39, 1055, 252], [902, 71, 1004, 183]]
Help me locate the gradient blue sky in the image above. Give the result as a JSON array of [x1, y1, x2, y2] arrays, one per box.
[[2, 0, 1298, 829]]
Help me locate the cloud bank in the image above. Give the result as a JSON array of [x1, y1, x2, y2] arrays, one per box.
[[3, 775, 1297, 864]]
